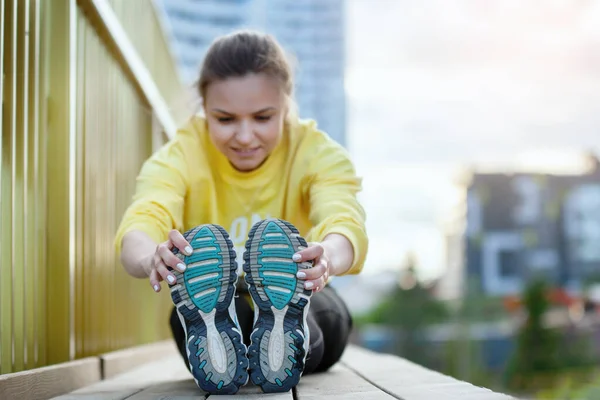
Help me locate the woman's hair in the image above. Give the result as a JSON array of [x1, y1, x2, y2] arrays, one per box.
[[198, 30, 297, 118]]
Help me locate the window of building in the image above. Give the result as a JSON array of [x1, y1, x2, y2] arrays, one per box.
[[498, 250, 519, 278]]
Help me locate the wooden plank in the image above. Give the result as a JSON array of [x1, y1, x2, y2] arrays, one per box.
[[218, 384, 293, 400], [52, 354, 202, 400], [56, 350, 288, 399], [341, 345, 516, 400], [0, 357, 100, 400], [53, 389, 141, 400], [99, 339, 178, 379], [295, 364, 394, 399], [123, 379, 207, 400], [123, 362, 291, 399]]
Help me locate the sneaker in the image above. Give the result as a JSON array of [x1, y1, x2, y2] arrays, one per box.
[[169, 224, 249, 395], [243, 218, 313, 393]]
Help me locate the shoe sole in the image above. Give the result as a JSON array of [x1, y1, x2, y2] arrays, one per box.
[[169, 224, 249, 395], [243, 218, 313, 393]]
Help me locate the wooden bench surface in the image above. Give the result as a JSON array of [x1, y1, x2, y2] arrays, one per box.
[[99, 340, 179, 379], [51, 345, 515, 399], [0, 357, 101, 400]]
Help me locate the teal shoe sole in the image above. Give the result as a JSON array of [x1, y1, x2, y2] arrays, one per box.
[[243, 218, 313, 393], [169, 224, 249, 394]]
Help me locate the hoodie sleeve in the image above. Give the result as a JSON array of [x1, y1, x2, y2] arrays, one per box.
[[301, 122, 369, 275], [114, 135, 189, 255]]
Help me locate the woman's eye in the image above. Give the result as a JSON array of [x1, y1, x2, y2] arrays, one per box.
[[255, 115, 271, 122], [218, 117, 234, 123]]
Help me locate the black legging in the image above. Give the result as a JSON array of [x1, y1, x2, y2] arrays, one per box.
[[169, 285, 353, 374]]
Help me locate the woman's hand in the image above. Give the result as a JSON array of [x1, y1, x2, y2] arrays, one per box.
[[292, 233, 355, 292], [146, 229, 193, 293], [292, 242, 330, 293]]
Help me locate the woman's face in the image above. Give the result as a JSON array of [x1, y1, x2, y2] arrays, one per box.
[[204, 73, 287, 172]]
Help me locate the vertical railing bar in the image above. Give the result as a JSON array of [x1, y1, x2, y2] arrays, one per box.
[[0, 0, 5, 376], [33, 0, 45, 367], [74, 7, 86, 359], [81, 19, 88, 358], [21, 0, 30, 369], [107, 32, 114, 353], [68, 0, 78, 361], [45, 0, 75, 365], [0, 0, 5, 375], [30, 0, 41, 368], [9, 0, 18, 371]]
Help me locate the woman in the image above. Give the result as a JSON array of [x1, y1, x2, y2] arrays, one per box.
[[115, 30, 368, 395]]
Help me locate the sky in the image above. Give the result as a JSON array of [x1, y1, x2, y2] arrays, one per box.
[[345, 0, 600, 279]]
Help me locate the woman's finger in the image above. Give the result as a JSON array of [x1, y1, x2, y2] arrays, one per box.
[[158, 243, 186, 272], [304, 276, 325, 292], [292, 243, 324, 262], [169, 229, 193, 255], [156, 260, 177, 285], [149, 268, 161, 293], [296, 259, 327, 280]]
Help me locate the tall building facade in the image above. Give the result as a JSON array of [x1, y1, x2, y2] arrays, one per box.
[[153, 0, 347, 146]]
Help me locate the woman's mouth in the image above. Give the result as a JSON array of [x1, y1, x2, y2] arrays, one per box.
[[231, 147, 261, 157]]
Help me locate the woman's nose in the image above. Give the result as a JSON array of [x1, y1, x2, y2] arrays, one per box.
[[236, 120, 253, 144]]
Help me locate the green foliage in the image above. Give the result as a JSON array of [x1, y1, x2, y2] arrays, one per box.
[[535, 369, 600, 399], [356, 253, 449, 366], [458, 276, 508, 323], [441, 278, 498, 386], [503, 279, 595, 393], [357, 261, 600, 398], [442, 336, 489, 385], [358, 253, 448, 327], [504, 279, 561, 391]]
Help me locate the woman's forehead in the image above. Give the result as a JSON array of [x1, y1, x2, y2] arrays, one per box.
[[205, 73, 285, 113]]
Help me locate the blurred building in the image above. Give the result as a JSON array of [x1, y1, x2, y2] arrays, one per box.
[[439, 155, 600, 299], [154, 0, 347, 146]]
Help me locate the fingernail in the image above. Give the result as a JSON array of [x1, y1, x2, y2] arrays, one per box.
[[185, 246, 193, 255], [153, 284, 160, 292], [292, 254, 301, 262], [305, 281, 314, 289], [177, 263, 186, 272], [296, 271, 306, 279], [167, 275, 176, 284]]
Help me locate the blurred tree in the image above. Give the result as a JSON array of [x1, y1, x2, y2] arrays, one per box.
[[505, 279, 560, 392], [361, 252, 449, 367], [447, 277, 486, 384]]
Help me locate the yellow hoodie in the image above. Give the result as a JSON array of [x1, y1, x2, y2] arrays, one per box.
[[115, 116, 368, 275]]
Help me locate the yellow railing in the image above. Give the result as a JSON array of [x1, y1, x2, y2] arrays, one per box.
[[0, 0, 188, 374], [107, 0, 194, 125]]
